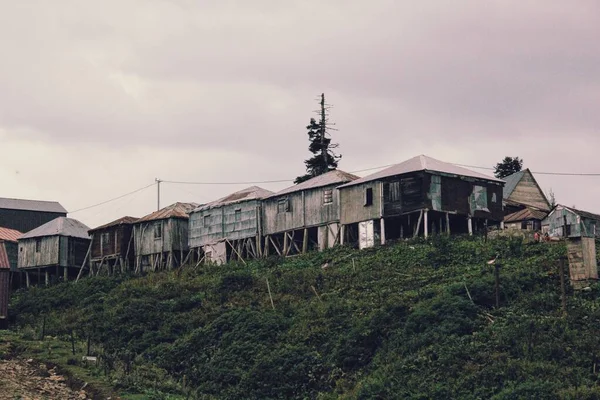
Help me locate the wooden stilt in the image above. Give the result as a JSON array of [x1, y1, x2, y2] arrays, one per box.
[[380, 218, 386, 245], [269, 236, 282, 256], [446, 212, 451, 235], [413, 210, 424, 238], [264, 235, 270, 257], [283, 232, 289, 256], [340, 225, 345, 245], [26, 271, 30, 288], [468, 216, 473, 236], [302, 228, 308, 253], [424, 209, 429, 238], [226, 239, 247, 265], [45, 270, 49, 286], [64, 266, 68, 281]]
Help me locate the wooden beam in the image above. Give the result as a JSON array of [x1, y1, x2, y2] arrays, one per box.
[[424, 210, 428, 238], [340, 225, 345, 245], [226, 239, 247, 265], [302, 228, 308, 253], [446, 212, 450, 235], [269, 236, 282, 256], [283, 232, 289, 256], [468, 216, 473, 236], [380, 218, 386, 245], [413, 210, 424, 238]]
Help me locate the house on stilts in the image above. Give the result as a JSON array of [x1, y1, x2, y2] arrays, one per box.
[[337, 155, 505, 248], [261, 170, 359, 256], [86, 216, 138, 276], [188, 186, 273, 265], [133, 202, 198, 272], [17, 217, 90, 286]]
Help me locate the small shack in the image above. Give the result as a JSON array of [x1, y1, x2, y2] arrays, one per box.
[[87, 216, 138, 276], [542, 205, 600, 286], [18, 217, 91, 286], [0, 197, 67, 233], [189, 186, 273, 265], [261, 170, 358, 256], [503, 207, 549, 231], [133, 202, 198, 272], [0, 227, 23, 288], [338, 155, 505, 248]]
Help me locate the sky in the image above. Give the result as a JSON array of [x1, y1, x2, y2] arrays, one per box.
[[1, 0, 599, 228]]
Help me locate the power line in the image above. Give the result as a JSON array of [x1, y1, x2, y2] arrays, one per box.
[[161, 179, 293, 185], [68, 183, 156, 214], [454, 163, 600, 176]]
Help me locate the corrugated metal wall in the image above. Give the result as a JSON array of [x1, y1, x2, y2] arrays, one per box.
[[189, 200, 260, 248], [0, 209, 66, 233]]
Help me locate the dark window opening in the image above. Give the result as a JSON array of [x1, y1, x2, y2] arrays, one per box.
[[154, 223, 162, 240], [278, 198, 290, 213], [203, 215, 211, 227], [35, 239, 41, 253], [364, 188, 373, 206], [234, 209, 242, 222], [323, 189, 333, 205]]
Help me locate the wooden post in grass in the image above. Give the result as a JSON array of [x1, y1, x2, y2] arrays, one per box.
[[559, 257, 567, 317], [266, 278, 275, 310]]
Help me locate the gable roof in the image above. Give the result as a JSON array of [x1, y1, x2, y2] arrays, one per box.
[[0, 243, 9, 270], [0, 227, 23, 243], [504, 207, 549, 223], [338, 155, 502, 189], [136, 202, 199, 223], [502, 170, 525, 199], [554, 205, 600, 222], [270, 170, 359, 198], [89, 216, 138, 233], [502, 168, 550, 210], [20, 217, 90, 240], [194, 186, 274, 212], [0, 197, 67, 213]]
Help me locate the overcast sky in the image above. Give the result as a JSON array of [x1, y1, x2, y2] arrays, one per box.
[[1, 0, 599, 228]]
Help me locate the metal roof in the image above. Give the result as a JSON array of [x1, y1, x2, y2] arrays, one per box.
[[338, 155, 503, 189], [504, 207, 549, 223], [502, 169, 527, 199], [0, 197, 67, 213], [558, 205, 600, 222], [269, 170, 359, 198], [89, 216, 138, 233], [0, 227, 22, 243], [0, 243, 9, 270], [194, 186, 273, 212], [20, 217, 90, 240], [136, 202, 199, 223]]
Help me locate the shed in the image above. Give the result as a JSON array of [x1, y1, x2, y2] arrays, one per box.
[[133, 202, 198, 272], [502, 169, 550, 215], [262, 170, 358, 256], [18, 217, 90, 286], [87, 216, 138, 275], [503, 207, 549, 232], [542, 205, 600, 239], [0, 197, 67, 233], [189, 186, 273, 265], [338, 155, 505, 248]]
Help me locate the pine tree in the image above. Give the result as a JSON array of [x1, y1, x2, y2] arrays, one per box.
[[494, 156, 523, 179], [295, 94, 341, 184]]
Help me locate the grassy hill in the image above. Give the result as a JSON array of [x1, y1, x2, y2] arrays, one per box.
[[5, 236, 600, 399]]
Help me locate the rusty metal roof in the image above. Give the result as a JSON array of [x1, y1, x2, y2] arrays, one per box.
[[136, 202, 199, 223], [0, 227, 22, 243], [504, 208, 549, 223], [338, 155, 503, 188], [0, 243, 9, 270], [0, 197, 66, 213], [270, 170, 359, 197], [194, 186, 273, 212], [89, 216, 138, 233], [20, 217, 90, 240]]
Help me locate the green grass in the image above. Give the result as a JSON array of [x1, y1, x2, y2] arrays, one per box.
[[7, 235, 600, 399]]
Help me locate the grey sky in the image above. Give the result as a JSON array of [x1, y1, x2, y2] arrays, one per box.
[[1, 0, 599, 228]]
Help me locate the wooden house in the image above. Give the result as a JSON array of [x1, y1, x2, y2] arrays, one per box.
[[18, 217, 91, 286], [261, 170, 358, 256], [337, 155, 504, 248], [188, 186, 273, 265], [0, 228, 20, 328], [503, 208, 548, 231], [542, 205, 600, 285], [133, 202, 198, 272], [0, 197, 67, 233], [86, 216, 138, 275], [502, 169, 550, 228]]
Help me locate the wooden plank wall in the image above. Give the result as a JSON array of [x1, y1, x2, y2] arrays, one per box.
[[18, 236, 60, 268]]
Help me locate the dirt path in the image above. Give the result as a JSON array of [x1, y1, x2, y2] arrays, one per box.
[[0, 358, 91, 400]]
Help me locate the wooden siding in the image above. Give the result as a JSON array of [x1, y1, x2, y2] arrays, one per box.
[[263, 184, 344, 235], [3, 242, 18, 272], [507, 170, 550, 210], [18, 236, 60, 268], [567, 238, 598, 281], [134, 218, 190, 256], [189, 200, 261, 248], [90, 225, 134, 260], [339, 182, 382, 225], [0, 209, 66, 233]]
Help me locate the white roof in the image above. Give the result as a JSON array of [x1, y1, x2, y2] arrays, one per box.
[[20, 217, 90, 240]]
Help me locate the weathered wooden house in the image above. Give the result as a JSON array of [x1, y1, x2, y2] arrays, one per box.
[[502, 169, 550, 230], [337, 155, 505, 248], [542, 205, 600, 285], [189, 186, 273, 264], [261, 170, 358, 256], [18, 217, 91, 286], [87, 216, 138, 275], [0, 228, 20, 328], [0, 197, 67, 233], [133, 202, 198, 272]]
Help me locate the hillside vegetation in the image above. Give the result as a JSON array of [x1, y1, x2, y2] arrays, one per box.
[[7, 236, 600, 399]]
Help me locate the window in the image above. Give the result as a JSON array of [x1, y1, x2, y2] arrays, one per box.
[[35, 239, 41, 253], [364, 188, 373, 206], [470, 185, 489, 212], [203, 215, 211, 227], [154, 223, 162, 240], [277, 198, 290, 213], [491, 192, 497, 203], [101, 232, 111, 247], [323, 189, 333, 205], [565, 224, 572, 236], [234, 209, 242, 222], [387, 181, 401, 202]]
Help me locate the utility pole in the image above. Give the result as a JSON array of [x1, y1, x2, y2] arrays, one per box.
[[320, 93, 327, 172], [155, 178, 161, 211]]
